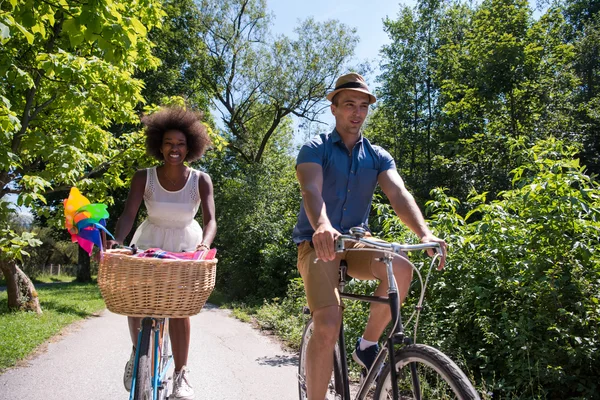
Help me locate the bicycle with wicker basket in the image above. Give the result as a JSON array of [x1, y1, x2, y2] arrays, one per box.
[[98, 246, 217, 400]]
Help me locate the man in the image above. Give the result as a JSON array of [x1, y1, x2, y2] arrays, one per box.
[[293, 72, 447, 399]]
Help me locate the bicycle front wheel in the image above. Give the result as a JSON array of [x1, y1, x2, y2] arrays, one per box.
[[134, 318, 154, 400], [374, 344, 480, 400], [156, 319, 173, 400], [298, 317, 345, 400]]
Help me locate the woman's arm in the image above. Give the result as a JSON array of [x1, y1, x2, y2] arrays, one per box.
[[109, 170, 146, 246], [198, 171, 216, 248]]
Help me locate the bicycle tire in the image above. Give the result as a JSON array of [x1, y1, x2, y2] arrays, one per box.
[[134, 318, 154, 400], [374, 344, 480, 400], [298, 318, 345, 400]]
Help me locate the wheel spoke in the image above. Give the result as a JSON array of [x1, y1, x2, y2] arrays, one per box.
[[374, 344, 480, 400]]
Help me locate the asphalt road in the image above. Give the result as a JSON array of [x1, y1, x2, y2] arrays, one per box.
[[0, 305, 299, 399]]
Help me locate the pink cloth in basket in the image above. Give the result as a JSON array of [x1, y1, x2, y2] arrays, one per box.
[[135, 248, 217, 260]]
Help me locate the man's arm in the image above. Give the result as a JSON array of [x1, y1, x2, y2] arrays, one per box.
[[296, 162, 340, 261], [378, 169, 447, 268]]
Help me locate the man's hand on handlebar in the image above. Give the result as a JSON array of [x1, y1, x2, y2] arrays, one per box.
[[420, 233, 447, 270], [312, 223, 341, 262]]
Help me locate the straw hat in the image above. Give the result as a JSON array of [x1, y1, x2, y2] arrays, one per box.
[[326, 73, 376, 104]]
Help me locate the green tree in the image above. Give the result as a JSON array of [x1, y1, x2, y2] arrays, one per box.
[[373, 0, 449, 201], [0, 0, 163, 311], [566, 0, 600, 174], [196, 0, 359, 163], [374, 0, 590, 207], [206, 116, 299, 301], [135, 0, 212, 111]]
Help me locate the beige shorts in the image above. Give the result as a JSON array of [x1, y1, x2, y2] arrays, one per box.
[[297, 238, 390, 312]]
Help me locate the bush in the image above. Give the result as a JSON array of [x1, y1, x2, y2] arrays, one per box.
[[19, 228, 79, 280], [395, 138, 600, 399], [254, 278, 307, 350]]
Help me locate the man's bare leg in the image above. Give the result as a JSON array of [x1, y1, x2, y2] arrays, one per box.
[[306, 305, 343, 400]]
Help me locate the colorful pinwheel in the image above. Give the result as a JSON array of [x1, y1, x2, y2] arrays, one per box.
[[63, 187, 113, 255]]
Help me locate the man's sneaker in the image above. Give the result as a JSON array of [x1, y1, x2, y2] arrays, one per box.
[[171, 366, 194, 400], [352, 338, 380, 373], [123, 347, 135, 392]]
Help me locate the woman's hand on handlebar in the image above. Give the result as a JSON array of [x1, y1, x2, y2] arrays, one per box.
[[421, 233, 446, 270], [106, 240, 121, 250], [312, 223, 340, 262]]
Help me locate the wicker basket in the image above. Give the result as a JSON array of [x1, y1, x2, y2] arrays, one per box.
[[98, 249, 217, 318]]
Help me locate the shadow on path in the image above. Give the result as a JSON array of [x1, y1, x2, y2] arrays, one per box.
[[0, 281, 76, 292], [256, 354, 299, 367]]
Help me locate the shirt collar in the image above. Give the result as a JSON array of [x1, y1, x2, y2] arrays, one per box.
[[332, 128, 364, 144]]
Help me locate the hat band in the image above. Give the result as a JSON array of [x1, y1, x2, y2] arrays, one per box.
[[334, 81, 369, 91]]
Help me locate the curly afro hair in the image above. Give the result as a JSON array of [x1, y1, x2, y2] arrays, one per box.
[[142, 107, 211, 162]]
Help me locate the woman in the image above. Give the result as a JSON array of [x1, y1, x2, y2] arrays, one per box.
[[108, 107, 216, 400]]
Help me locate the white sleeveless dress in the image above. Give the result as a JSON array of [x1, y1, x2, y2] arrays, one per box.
[[130, 166, 203, 252]]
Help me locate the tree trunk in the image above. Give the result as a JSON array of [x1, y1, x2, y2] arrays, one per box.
[[77, 246, 91, 282], [0, 260, 42, 314]]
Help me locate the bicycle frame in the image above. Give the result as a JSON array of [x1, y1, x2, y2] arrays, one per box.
[[333, 233, 442, 400], [129, 317, 174, 400]]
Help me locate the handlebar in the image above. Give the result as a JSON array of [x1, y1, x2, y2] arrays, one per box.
[[334, 233, 442, 256], [105, 243, 138, 254], [333, 227, 444, 344]]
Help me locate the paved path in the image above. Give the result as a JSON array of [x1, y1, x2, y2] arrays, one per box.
[[0, 305, 299, 399]]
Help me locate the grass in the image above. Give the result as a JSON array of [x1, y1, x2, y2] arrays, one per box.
[[230, 305, 254, 323], [32, 273, 78, 284], [0, 282, 105, 371], [222, 299, 305, 351], [0, 273, 78, 287]]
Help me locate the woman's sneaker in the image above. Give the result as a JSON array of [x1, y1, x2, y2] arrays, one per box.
[[123, 347, 135, 392], [171, 366, 194, 400]]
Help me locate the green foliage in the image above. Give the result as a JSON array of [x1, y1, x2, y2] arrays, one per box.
[[135, 0, 213, 112], [380, 138, 599, 399], [0, 0, 164, 244], [254, 278, 307, 349], [0, 202, 41, 263], [0, 228, 41, 263], [206, 145, 300, 301]]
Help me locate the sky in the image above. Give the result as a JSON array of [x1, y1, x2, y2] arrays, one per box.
[[266, 0, 415, 133]]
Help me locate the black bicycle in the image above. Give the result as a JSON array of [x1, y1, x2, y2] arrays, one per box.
[[297, 227, 480, 400]]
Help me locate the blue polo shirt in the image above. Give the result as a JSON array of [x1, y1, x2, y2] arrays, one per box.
[[292, 129, 396, 244]]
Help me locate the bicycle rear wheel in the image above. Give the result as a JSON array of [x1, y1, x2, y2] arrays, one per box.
[[374, 344, 480, 400], [298, 317, 345, 400], [134, 318, 154, 400]]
